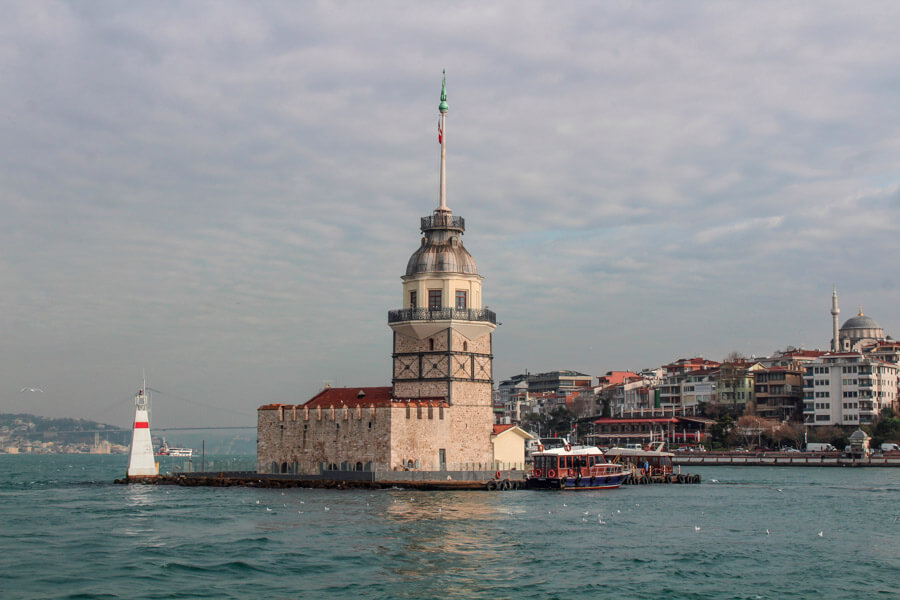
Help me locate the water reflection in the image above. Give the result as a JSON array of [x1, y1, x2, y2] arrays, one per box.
[[376, 491, 521, 597]]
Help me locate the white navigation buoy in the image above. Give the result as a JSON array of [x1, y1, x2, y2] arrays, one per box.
[[127, 385, 159, 477]]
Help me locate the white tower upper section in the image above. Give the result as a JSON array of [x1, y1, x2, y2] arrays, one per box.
[[388, 71, 497, 341]]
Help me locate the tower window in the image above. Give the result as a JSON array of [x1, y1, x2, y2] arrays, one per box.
[[410, 291, 417, 308], [455, 290, 467, 310], [429, 290, 442, 310]]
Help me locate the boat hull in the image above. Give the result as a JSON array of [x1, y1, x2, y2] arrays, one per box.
[[525, 473, 626, 491]]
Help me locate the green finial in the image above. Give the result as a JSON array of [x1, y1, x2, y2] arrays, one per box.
[[439, 69, 448, 113]]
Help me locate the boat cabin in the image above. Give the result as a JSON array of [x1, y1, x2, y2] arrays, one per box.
[[531, 446, 615, 479], [604, 442, 674, 476]]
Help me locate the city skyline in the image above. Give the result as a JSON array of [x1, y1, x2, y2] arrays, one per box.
[[3, 2, 900, 427]]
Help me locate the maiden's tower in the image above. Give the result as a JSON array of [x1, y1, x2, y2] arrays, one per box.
[[257, 73, 501, 475]]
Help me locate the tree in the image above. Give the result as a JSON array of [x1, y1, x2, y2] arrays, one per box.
[[547, 406, 574, 437], [735, 415, 779, 449], [810, 425, 848, 450], [709, 414, 735, 448], [773, 422, 806, 449], [520, 412, 543, 437], [865, 410, 900, 446]]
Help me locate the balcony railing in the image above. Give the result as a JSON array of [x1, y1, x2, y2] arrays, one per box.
[[421, 214, 465, 231], [388, 307, 497, 324]]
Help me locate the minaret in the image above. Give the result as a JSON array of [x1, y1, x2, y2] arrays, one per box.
[[387, 71, 497, 468], [831, 285, 840, 352], [127, 384, 159, 477]]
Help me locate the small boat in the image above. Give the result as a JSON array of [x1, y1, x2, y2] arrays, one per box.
[[156, 438, 193, 457], [526, 443, 627, 490]]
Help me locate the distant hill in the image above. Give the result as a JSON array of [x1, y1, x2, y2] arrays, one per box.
[[0, 412, 128, 445], [1, 412, 257, 455]]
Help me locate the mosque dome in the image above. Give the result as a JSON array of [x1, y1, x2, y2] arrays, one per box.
[[841, 314, 881, 331], [838, 306, 885, 348]]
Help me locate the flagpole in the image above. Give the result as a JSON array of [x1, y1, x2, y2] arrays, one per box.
[[438, 69, 448, 212]]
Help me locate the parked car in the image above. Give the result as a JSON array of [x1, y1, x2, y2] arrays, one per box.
[[782, 447, 800, 453]]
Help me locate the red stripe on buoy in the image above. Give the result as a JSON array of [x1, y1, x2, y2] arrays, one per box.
[[134, 422, 149, 428]]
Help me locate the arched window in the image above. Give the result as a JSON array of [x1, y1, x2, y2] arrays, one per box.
[[407, 459, 415, 469], [270, 461, 278, 474], [429, 338, 435, 351], [463, 341, 468, 352], [281, 462, 288, 473], [356, 462, 363, 471]]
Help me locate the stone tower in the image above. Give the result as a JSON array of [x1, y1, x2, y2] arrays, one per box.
[[387, 72, 497, 467]]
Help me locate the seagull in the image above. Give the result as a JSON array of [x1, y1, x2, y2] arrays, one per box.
[[694, 526, 701, 532], [777, 488, 783, 492], [265, 507, 272, 512], [766, 529, 770, 535], [710, 479, 719, 483], [20, 388, 43, 393], [817, 531, 823, 537], [324, 506, 330, 511]]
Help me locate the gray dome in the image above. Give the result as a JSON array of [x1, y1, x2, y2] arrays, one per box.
[[405, 235, 478, 276], [841, 314, 881, 331]]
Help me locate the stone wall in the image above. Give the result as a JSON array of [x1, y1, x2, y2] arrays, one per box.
[[388, 403, 455, 471], [257, 405, 392, 475], [394, 380, 448, 400]]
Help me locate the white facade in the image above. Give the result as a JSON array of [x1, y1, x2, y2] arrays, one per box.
[[127, 388, 158, 477], [803, 354, 898, 426], [681, 372, 716, 407]]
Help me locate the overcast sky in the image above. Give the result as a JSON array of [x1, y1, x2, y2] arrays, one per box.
[[3, 1, 900, 428]]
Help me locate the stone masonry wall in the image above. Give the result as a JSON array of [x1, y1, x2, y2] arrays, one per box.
[[447, 379, 495, 466], [393, 380, 448, 400], [257, 405, 392, 474], [388, 403, 455, 471]]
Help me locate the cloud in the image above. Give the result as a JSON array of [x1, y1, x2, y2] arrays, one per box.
[[2, 1, 900, 424]]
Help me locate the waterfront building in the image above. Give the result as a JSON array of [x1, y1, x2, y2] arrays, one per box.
[[258, 74, 505, 474], [681, 368, 717, 408], [802, 353, 898, 426], [490, 424, 534, 469], [588, 416, 713, 447], [658, 358, 720, 409], [526, 370, 593, 395], [715, 360, 762, 410], [753, 365, 804, 422]]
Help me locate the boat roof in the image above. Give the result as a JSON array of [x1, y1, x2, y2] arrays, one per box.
[[533, 445, 604, 456]]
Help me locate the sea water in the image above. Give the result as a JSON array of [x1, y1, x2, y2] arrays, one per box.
[[1, 455, 898, 600]]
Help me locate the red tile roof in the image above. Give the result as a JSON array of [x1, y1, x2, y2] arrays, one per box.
[[258, 386, 449, 411], [493, 424, 516, 435], [598, 371, 640, 385]]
